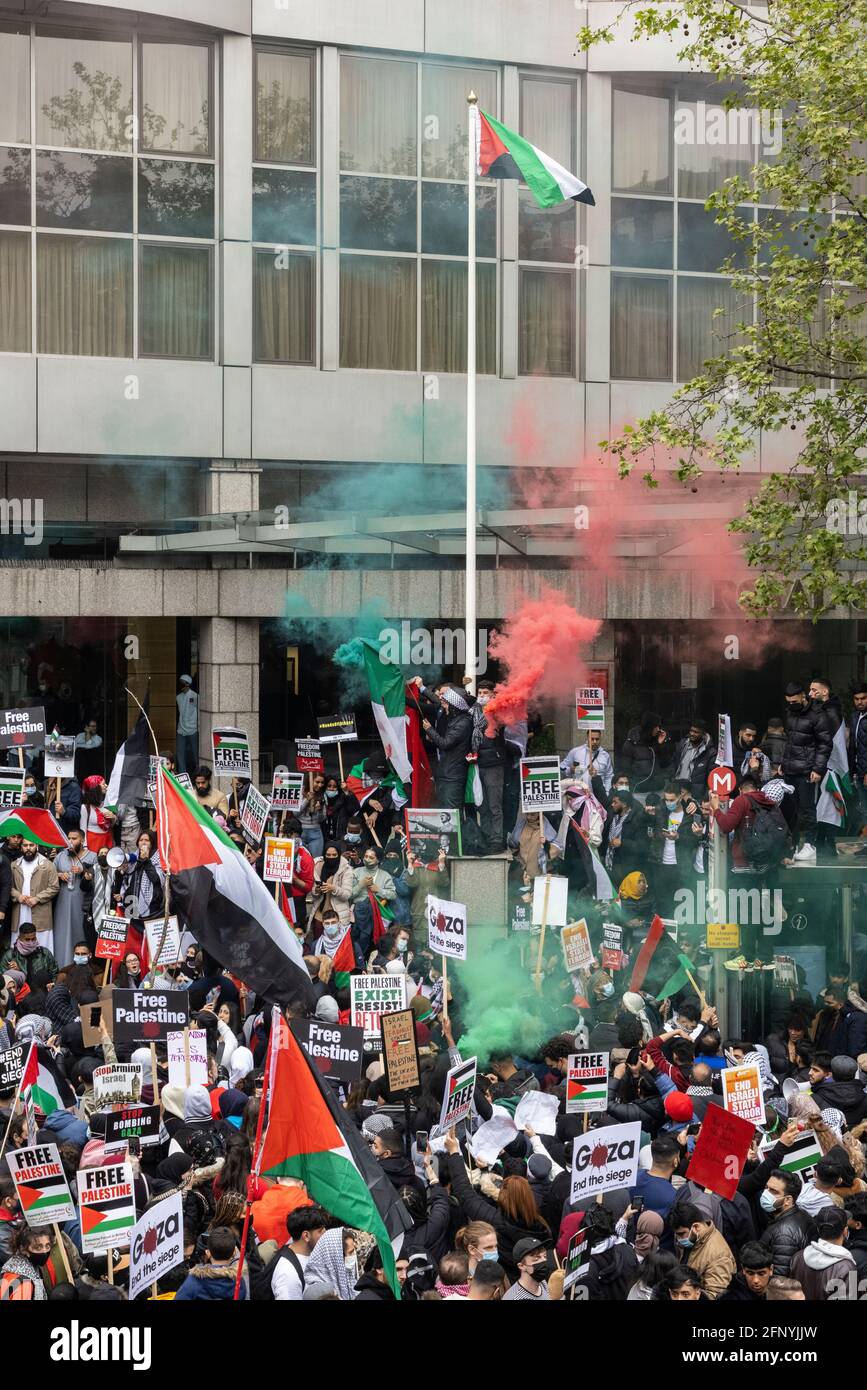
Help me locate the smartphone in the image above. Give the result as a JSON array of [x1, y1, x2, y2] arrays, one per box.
[[687, 1123, 701, 1136], [128, 1137, 141, 1157], [631, 1195, 644, 1216], [205, 986, 220, 1007], [416, 1130, 429, 1154]]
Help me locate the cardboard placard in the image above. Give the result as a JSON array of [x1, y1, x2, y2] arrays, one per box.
[[560, 917, 594, 972], [43, 732, 76, 780], [263, 835, 297, 883], [295, 738, 324, 773], [95, 914, 129, 961], [167, 1029, 208, 1087], [570, 1122, 641, 1204], [563, 1231, 590, 1291], [8, 1143, 76, 1225], [532, 876, 569, 928], [721, 1063, 765, 1125], [0, 705, 46, 750], [104, 1105, 162, 1147], [317, 714, 357, 744], [426, 893, 468, 961], [510, 899, 535, 933], [600, 921, 624, 972], [350, 973, 408, 1048], [758, 1129, 823, 1187], [566, 1052, 609, 1114], [129, 1191, 184, 1302], [111, 989, 190, 1046], [707, 922, 741, 949], [271, 767, 304, 812], [290, 1019, 364, 1087], [379, 1009, 420, 1096], [575, 687, 605, 732], [143, 915, 183, 969], [404, 807, 462, 861], [436, 1056, 477, 1135], [77, 1162, 136, 1253], [520, 755, 562, 813], [686, 1103, 755, 1200], [240, 785, 271, 843], [79, 996, 112, 1048], [0, 766, 25, 809], [212, 726, 251, 778], [93, 1064, 144, 1106], [0, 1042, 25, 1091]]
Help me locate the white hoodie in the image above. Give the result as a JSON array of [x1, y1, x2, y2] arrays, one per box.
[[797, 1183, 837, 1217], [800, 1237, 855, 1272]]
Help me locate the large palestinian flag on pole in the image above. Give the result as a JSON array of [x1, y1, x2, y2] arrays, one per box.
[[259, 1012, 411, 1296], [817, 722, 852, 828], [0, 806, 68, 849], [477, 110, 595, 207], [105, 696, 151, 811], [359, 640, 412, 784], [20, 1041, 76, 1117], [155, 766, 315, 1011]]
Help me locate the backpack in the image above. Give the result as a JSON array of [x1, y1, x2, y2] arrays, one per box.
[[259, 1245, 305, 1301], [742, 802, 789, 868]]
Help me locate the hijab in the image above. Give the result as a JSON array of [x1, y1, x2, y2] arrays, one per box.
[[161, 1084, 187, 1120], [619, 872, 647, 901], [229, 1047, 254, 1088], [634, 1210, 664, 1259], [183, 1084, 212, 1123]]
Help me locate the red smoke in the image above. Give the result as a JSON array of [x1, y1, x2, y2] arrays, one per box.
[[484, 588, 601, 730]]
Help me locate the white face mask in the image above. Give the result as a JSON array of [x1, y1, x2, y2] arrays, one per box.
[[396, 939, 408, 953], [73, 954, 89, 966], [323, 924, 341, 939]]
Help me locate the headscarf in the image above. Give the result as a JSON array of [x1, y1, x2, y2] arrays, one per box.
[[556, 1211, 585, 1261], [634, 1210, 664, 1259], [218, 1088, 248, 1121], [229, 1047, 254, 1088], [303, 1226, 358, 1301], [315, 995, 340, 1023], [157, 1152, 194, 1184], [820, 1108, 846, 1142], [183, 1084, 212, 1122], [131, 1047, 152, 1080], [560, 780, 607, 835], [15, 1013, 52, 1044], [440, 687, 470, 714], [81, 775, 110, 831], [621, 991, 654, 1043], [619, 872, 647, 902], [762, 778, 794, 805], [45, 984, 78, 1030], [161, 1084, 187, 1120]]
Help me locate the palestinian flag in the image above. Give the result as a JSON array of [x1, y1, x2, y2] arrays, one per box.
[[24, 1045, 76, 1117], [79, 1192, 135, 1243], [259, 1012, 411, 1295], [817, 723, 852, 828], [346, 757, 408, 812], [105, 696, 151, 811], [405, 691, 434, 807], [15, 1168, 73, 1220], [155, 767, 315, 1011], [477, 109, 594, 207], [0, 770, 24, 807], [566, 1078, 608, 1107], [331, 928, 356, 989], [0, 806, 68, 849], [368, 891, 394, 947], [359, 641, 412, 784], [629, 915, 666, 992], [465, 758, 483, 809], [656, 952, 698, 1003]]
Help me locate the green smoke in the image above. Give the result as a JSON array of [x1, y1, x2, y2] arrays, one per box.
[[282, 593, 389, 703], [454, 939, 570, 1063]]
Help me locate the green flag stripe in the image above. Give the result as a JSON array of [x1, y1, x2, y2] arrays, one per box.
[[482, 111, 564, 207]]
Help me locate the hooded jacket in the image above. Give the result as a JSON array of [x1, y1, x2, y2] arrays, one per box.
[[377, 1151, 425, 1198], [582, 1238, 639, 1300], [425, 707, 473, 784], [174, 1258, 249, 1300], [813, 1001, 867, 1061], [618, 721, 674, 794], [673, 735, 718, 800], [790, 1239, 855, 1299], [810, 1077, 867, 1130], [712, 788, 779, 870], [782, 701, 832, 778]]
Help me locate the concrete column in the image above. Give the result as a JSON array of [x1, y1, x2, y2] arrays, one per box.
[[198, 617, 261, 784], [200, 459, 262, 515]]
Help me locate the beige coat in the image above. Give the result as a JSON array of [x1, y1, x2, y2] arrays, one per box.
[[687, 1224, 737, 1300], [11, 855, 60, 934]]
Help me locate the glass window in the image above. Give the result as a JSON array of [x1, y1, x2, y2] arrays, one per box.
[[421, 260, 496, 374], [421, 64, 497, 179], [677, 277, 750, 380], [140, 243, 211, 358], [611, 197, 673, 268], [255, 49, 313, 164], [613, 88, 671, 194], [340, 176, 416, 253], [611, 273, 671, 379], [421, 183, 495, 258], [36, 151, 132, 231], [678, 202, 749, 273], [36, 234, 132, 356], [340, 56, 416, 175], [0, 146, 30, 224], [340, 254, 416, 370], [520, 77, 574, 173], [141, 42, 210, 155], [518, 190, 576, 263], [254, 249, 314, 363], [36, 34, 132, 152], [676, 98, 756, 199], [253, 168, 315, 245], [519, 268, 574, 376], [0, 28, 30, 143], [758, 209, 830, 268], [138, 159, 214, 238], [0, 231, 30, 351]]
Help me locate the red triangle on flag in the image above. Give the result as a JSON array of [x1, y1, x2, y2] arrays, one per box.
[[576, 706, 589, 720], [80, 1202, 107, 1235], [156, 767, 219, 874], [18, 1183, 42, 1211]]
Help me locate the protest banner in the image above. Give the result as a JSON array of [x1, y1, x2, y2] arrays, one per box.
[[93, 1064, 143, 1106], [43, 732, 76, 781], [759, 1129, 823, 1186], [295, 738, 324, 773], [469, 1116, 519, 1166], [426, 893, 468, 961], [721, 1063, 764, 1125], [111, 990, 190, 1047], [0, 766, 25, 809], [379, 1009, 420, 1096], [212, 726, 251, 778], [519, 756, 562, 813], [350, 974, 408, 1048], [563, 1231, 590, 1292], [570, 1122, 641, 1204], [77, 1162, 136, 1254], [686, 1103, 755, 1200], [510, 898, 536, 934], [240, 785, 270, 843], [95, 914, 128, 962], [143, 915, 183, 969], [129, 1190, 184, 1302], [167, 1029, 208, 1088], [561, 918, 593, 973], [0, 1043, 25, 1091], [513, 1090, 560, 1136], [773, 956, 799, 990], [291, 1019, 365, 1088], [263, 835, 296, 884], [0, 706, 46, 751], [707, 922, 741, 950], [104, 1105, 162, 1147], [405, 807, 462, 860], [271, 767, 304, 812], [8, 1143, 76, 1225], [566, 1052, 610, 1115], [317, 714, 357, 743], [601, 921, 625, 972], [531, 875, 568, 994], [437, 1057, 477, 1135], [575, 686, 605, 732]]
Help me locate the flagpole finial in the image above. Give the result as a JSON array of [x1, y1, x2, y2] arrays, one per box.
[[467, 90, 478, 104]]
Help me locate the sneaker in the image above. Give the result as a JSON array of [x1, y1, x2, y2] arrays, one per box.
[[792, 842, 817, 862]]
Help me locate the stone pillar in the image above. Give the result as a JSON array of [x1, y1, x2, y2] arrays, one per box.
[[199, 459, 261, 515], [198, 617, 260, 784]]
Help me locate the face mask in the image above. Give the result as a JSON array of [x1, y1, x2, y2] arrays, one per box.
[[17, 938, 38, 956], [24, 786, 36, 797], [325, 859, 339, 871], [30, 1250, 51, 1267], [396, 939, 408, 954], [601, 982, 615, 999], [664, 799, 678, 810], [364, 861, 377, 870], [760, 1189, 781, 1214], [677, 1236, 695, 1249], [323, 924, 341, 939], [73, 954, 89, 966], [481, 1249, 500, 1262], [344, 1256, 357, 1272], [325, 789, 338, 799], [345, 834, 361, 844]]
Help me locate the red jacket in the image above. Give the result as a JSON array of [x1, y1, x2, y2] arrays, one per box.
[[713, 789, 776, 871], [647, 1034, 689, 1091], [290, 846, 315, 899]]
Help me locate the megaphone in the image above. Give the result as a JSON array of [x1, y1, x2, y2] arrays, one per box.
[[106, 847, 126, 869], [782, 1077, 802, 1106]]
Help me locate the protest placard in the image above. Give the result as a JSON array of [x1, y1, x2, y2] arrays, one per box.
[[43, 733, 76, 781], [143, 915, 183, 969], [561, 918, 593, 972], [437, 1057, 477, 1135], [129, 1191, 184, 1302], [104, 1105, 162, 1147], [510, 898, 535, 933], [290, 1019, 365, 1088], [271, 767, 304, 812], [520, 756, 562, 813], [759, 1129, 823, 1186], [469, 1116, 519, 1165], [77, 1162, 136, 1253], [111, 990, 190, 1047], [350, 974, 408, 1047], [80, 998, 109, 1048], [513, 1090, 560, 1137], [295, 738, 324, 773], [601, 921, 625, 972], [8, 1143, 76, 1225], [94, 914, 128, 962], [166, 1029, 208, 1087], [317, 714, 357, 743], [426, 893, 468, 961], [570, 1122, 641, 1204], [575, 687, 605, 732], [566, 1052, 610, 1114], [212, 727, 251, 778], [532, 876, 568, 928], [563, 1231, 590, 1291], [0, 1042, 25, 1090], [93, 1064, 143, 1106], [686, 1103, 755, 1200], [380, 1009, 420, 1096], [0, 706, 46, 751], [263, 835, 296, 883], [721, 1063, 764, 1125], [240, 785, 270, 843], [405, 807, 462, 860], [0, 767, 25, 809]]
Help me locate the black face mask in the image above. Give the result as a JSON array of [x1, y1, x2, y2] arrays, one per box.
[[29, 1250, 51, 1267]]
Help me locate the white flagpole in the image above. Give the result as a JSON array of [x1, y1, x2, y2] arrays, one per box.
[[464, 92, 478, 695]]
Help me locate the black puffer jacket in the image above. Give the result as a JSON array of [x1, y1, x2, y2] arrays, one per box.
[[810, 1077, 867, 1129], [425, 710, 473, 783], [618, 726, 674, 794], [759, 1206, 817, 1276], [782, 703, 832, 778], [765, 1030, 799, 1080]]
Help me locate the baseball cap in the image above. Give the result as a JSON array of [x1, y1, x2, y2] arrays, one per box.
[[512, 1236, 548, 1263], [179, 674, 193, 685]]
